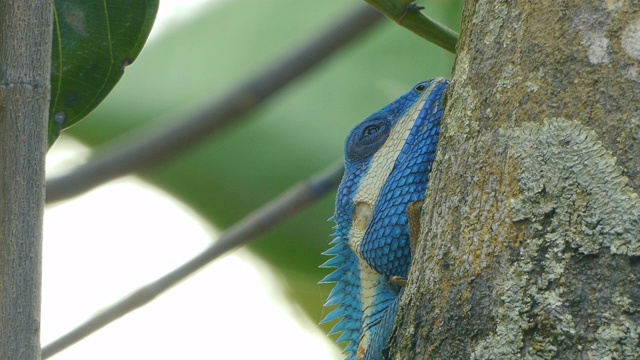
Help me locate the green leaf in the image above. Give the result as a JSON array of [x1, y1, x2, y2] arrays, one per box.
[[48, 0, 158, 147]]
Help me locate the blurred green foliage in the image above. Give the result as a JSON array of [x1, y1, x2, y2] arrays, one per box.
[[64, 0, 461, 339]]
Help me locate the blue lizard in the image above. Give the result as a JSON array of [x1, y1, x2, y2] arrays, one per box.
[[321, 78, 448, 360]]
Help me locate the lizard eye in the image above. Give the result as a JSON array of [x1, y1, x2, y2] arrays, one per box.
[[362, 124, 380, 138], [345, 117, 390, 163], [414, 83, 427, 92]]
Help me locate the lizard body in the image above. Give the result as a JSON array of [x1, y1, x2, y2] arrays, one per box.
[[321, 78, 448, 360]]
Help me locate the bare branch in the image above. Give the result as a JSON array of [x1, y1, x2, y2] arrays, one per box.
[[46, 5, 382, 204], [42, 162, 344, 358]]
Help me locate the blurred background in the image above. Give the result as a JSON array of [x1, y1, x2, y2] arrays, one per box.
[[42, 0, 461, 358]]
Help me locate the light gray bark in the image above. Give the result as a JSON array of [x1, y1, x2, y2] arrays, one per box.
[[393, 1, 640, 358], [0, 1, 53, 358]]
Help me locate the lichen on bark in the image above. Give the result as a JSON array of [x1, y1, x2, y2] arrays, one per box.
[[505, 118, 639, 258], [471, 118, 640, 359]]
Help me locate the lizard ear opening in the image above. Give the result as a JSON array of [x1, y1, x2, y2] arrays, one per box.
[[347, 201, 373, 257], [345, 116, 391, 164], [352, 202, 373, 234]]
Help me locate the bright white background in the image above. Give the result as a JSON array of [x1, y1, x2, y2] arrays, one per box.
[[41, 1, 341, 359]]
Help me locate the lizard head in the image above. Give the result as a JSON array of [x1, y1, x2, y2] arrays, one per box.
[[321, 78, 449, 360]]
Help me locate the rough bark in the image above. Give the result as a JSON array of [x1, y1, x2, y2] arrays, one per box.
[[0, 1, 53, 359], [393, 1, 640, 359]]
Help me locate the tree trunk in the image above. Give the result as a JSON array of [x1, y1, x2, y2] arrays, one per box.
[[0, 1, 53, 358], [393, 1, 640, 358]]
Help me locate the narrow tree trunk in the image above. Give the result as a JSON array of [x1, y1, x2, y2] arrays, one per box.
[[0, 1, 53, 358], [393, 1, 640, 358]]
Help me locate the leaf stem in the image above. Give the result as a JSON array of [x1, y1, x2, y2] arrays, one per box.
[[365, 0, 458, 53]]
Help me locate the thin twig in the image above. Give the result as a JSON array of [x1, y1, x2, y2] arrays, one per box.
[[42, 161, 344, 359], [45, 5, 382, 204]]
